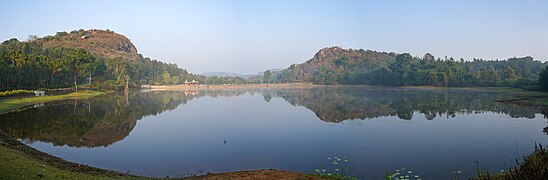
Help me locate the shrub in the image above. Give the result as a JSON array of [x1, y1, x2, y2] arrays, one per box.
[[0, 90, 34, 97], [97, 80, 123, 91]]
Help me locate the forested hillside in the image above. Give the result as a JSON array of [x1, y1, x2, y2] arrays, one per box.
[[268, 46, 546, 88], [2, 30, 547, 91], [0, 29, 201, 90]]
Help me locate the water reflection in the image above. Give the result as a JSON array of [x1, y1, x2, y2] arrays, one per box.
[[0, 91, 199, 147], [0, 87, 546, 148], [268, 86, 543, 122], [1, 86, 548, 179]]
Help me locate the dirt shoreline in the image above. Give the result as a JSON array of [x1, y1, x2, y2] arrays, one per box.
[[144, 83, 317, 90]]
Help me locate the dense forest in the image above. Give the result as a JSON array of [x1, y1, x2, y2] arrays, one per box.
[[0, 30, 208, 91], [0, 29, 268, 91], [267, 47, 547, 89], [2, 30, 548, 91], [0, 39, 198, 90]]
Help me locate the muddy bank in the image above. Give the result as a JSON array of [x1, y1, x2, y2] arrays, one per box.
[[186, 169, 321, 180], [495, 96, 548, 112]]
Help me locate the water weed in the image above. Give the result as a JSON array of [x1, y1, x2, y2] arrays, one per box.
[[314, 156, 357, 180]]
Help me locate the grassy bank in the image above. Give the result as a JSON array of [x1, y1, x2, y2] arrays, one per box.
[[474, 145, 548, 180], [0, 123, 148, 179], [401, 86, 548, 111], [0, 91, 104, 114], [0, 89, 35, 97], [492, 90, 548, 112]]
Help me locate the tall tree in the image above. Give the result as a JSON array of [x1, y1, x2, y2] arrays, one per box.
[[263, 70, 272, 83], [539, 66, 548, 91]]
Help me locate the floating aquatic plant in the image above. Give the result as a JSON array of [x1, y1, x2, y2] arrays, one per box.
[[313, 156, 356, 180], [385, 168, 422, 180]]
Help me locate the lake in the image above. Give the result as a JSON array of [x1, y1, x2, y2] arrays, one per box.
[[1, 86, 547, 179]]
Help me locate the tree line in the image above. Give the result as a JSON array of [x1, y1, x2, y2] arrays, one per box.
[[3, 36, 548, 91], [268, 51, 546, 89], [0, 38, 202, 90]]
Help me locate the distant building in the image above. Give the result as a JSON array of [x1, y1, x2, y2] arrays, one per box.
[[184, 79, 199, 85], [140, 85, 151, 89], [183, 90, 199, 96], [34, 91, 45, 96]]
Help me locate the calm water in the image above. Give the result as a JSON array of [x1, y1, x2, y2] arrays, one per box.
[[1, 86, 547, 179]]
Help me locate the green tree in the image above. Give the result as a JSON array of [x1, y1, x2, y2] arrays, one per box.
[[539, 66, 548, 91], [171, 75, 180, 85], [263, 70, 272, 83], [106, 57, 134, 86], [162, 71, 171, 85], [389, 53, 414, 85], [79, 59, 99, 86]]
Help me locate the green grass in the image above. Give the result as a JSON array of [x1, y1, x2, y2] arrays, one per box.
[[0, 89, 34, 97], [526, 96, 548, 106], [538, 99, 548, 106], [474, 144, 548, 180], [0, 144, 145, 179], [0, 90, 104, 114]]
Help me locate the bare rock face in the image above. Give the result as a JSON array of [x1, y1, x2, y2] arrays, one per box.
[[38, 29, 140, 61], [312, 46, 345, 61], [309, 46, 395, 65]]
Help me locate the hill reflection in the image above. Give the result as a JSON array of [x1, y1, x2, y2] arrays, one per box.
[[0, 87, 545, 148], [267, 86, 543, 122]]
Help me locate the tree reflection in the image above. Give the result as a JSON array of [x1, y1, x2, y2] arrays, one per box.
[[0, 87, 545, 148], [268, 86, 544, 123], [0, 91, 200, 147], [0, 89, 259, 147]]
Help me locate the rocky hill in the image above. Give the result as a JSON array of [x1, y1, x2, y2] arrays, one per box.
[[301, 46, 396, 76], [270, 46, 397, 84], [0, 29, 199, 89], [35, 29, 139, 61], [270, 46, 544, 87]]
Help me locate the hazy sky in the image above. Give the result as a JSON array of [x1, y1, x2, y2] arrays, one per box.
[[1, 0, 548, 74]]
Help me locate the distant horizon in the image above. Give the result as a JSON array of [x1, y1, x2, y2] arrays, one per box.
[[1, 0, 547, 74]]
